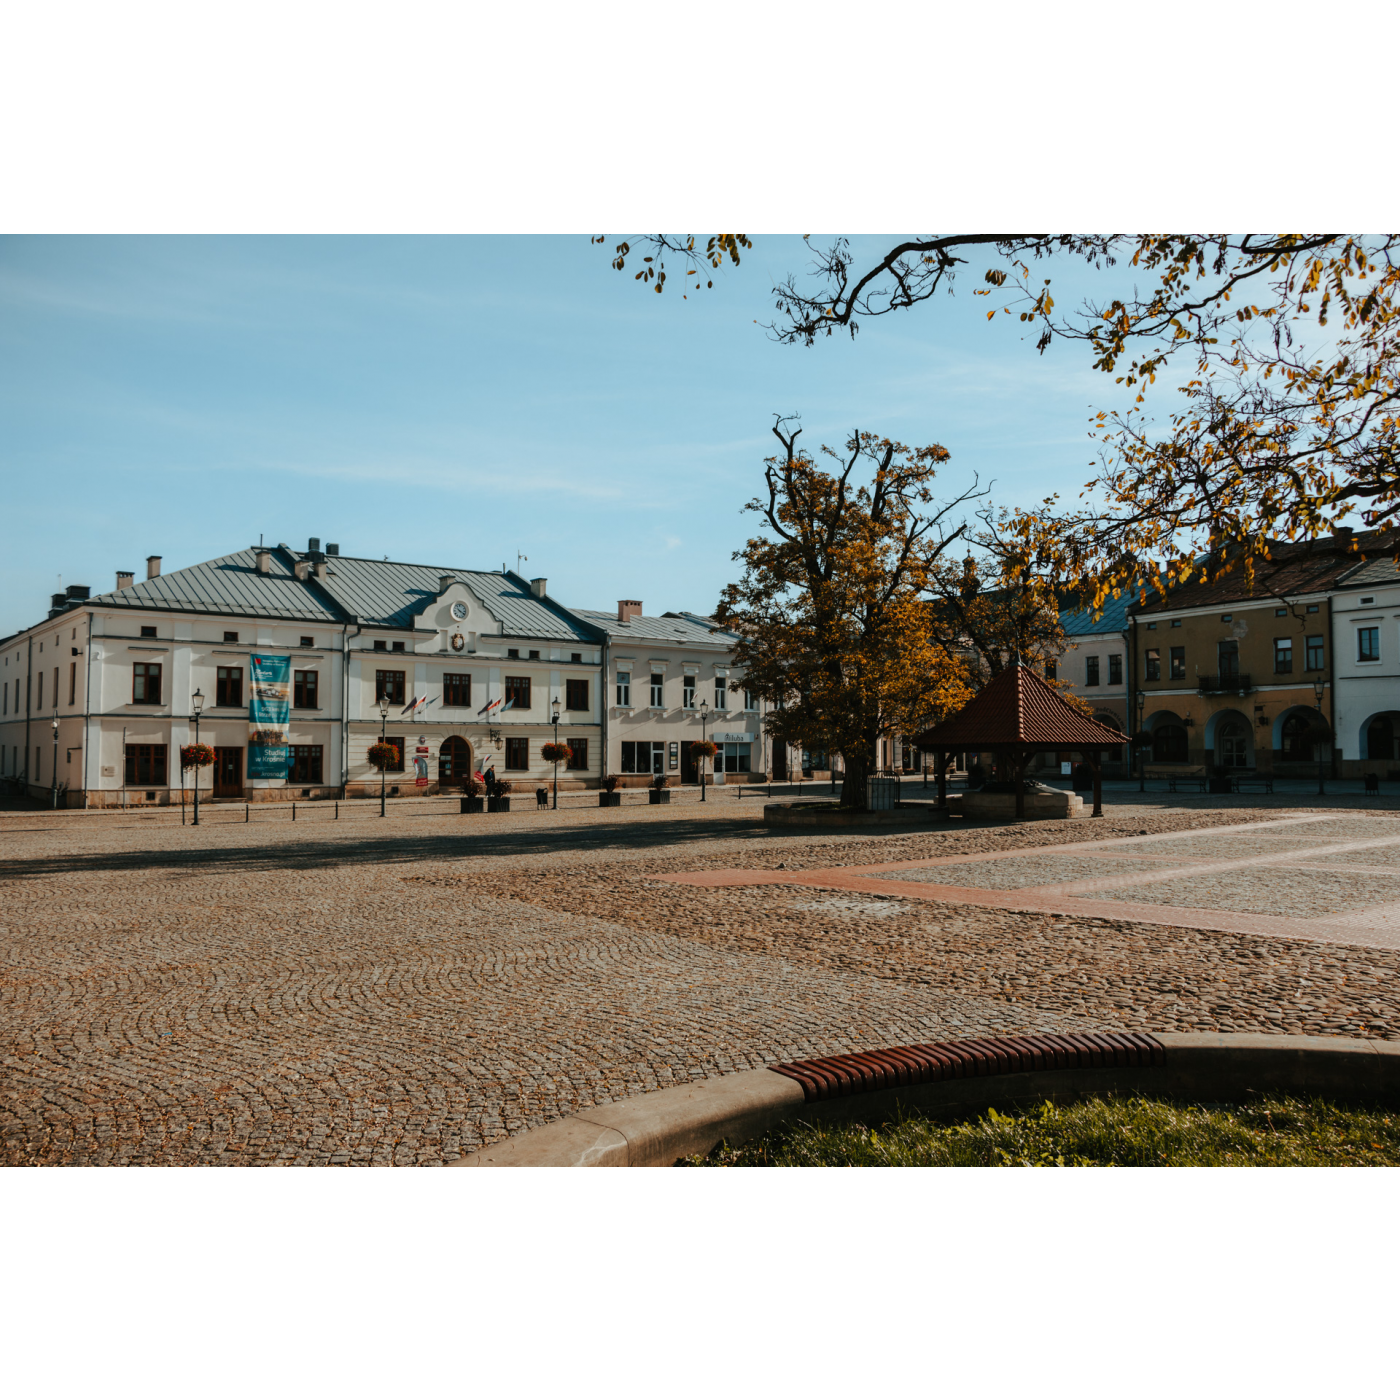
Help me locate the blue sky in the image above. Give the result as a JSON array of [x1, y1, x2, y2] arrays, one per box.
[[1, 235, 1135, 637]]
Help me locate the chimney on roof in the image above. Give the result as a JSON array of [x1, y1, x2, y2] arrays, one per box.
[[530, 577, 547, 599], [255, 549, 271, 575], [146, 555, 161, 579], [116, 571, 134, 591], [326, 543, 339, 556], [294, 561, 312, 582], [308, 537, 320, 553], [66, 585, 89, 601], [439, 575, 456, 593], [51, 592, 66, 611], [313, 560, 328, 579], [618, 599, 642, 622]]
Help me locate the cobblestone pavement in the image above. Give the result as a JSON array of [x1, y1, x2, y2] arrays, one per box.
[[3, 795, 1399, 1166]]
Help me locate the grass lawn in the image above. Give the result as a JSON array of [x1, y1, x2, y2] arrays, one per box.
[[683, 1095, 1400, 1167]]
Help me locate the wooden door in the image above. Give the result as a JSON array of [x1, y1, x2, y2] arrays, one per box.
[[213, 747, 243, 797]]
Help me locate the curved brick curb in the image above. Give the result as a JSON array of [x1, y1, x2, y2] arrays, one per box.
[[449, 1032, 1400, 1167]]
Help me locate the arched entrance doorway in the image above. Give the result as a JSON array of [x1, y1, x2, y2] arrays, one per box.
[[1281, 710, 1321, 761], [1152, 723, 1188, 763], [1217, 718, 1251, 768], [438, 735, 473, 787], [1367, 714, 1398, 761]]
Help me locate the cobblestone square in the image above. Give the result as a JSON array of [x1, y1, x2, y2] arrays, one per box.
[[3, 792, 1399, 1165]]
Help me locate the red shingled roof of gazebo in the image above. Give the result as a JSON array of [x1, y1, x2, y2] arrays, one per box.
[[914, 663, 1127, 749]]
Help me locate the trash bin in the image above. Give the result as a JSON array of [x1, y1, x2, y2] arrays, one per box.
[[866, 776, 899, 811]]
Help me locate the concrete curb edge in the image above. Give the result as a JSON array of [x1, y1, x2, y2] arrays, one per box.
[[449, 1033, 1400, 1167]]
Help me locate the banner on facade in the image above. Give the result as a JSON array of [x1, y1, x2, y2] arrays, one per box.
[[248, 654, 291, 778], [414, 744, 430, 787]]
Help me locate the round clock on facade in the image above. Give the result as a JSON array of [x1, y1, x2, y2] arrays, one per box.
[[450, 601, 468, 620]]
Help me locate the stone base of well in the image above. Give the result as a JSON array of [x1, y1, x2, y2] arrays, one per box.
[[948, 790, 1084, 820]]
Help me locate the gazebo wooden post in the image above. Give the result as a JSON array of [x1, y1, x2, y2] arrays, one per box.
[[936, 749, 947, 809], [1013, 746, 1028, 820], [1089, 748, 1103, 818]]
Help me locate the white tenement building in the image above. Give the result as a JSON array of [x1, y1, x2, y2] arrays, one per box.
[[0, 540, 774, 806]]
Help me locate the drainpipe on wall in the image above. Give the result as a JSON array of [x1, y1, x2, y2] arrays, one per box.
[[24, 634, 33, 794], [600, 636, 609, 786], [82, 610, 94, 806], [340, 620, 361, 797], [1129, 613, 1139, 779], [1326, 594, 1338, 778]]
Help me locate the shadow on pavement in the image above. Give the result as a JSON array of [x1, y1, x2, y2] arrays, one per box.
[[0, 811, 782, 879]]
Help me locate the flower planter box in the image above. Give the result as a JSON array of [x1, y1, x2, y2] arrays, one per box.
[[460, 796, 484, 814], [487, 796, 512, 812], [598, 792, 622, 807], [648, 789, 672, 804]]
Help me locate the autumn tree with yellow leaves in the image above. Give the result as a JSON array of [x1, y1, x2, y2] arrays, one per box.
[[605, 235, 1400, 600], [715, 420, 977, 809]]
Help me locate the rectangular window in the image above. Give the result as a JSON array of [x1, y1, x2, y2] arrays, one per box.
[[293, 670, 319, 708], [37, 672, 43, 708], [744, 689, 757, 711], [566, 678, 589, 711], [528, 649, 540, 661], [373, 640, 388, 652], [391, 641, 405, 653], [375, 670, 406, 704], [216, 666, 243, 708], [289, 745, 323, 784], [1086, 656, 1101, 686], [504, 675, 531, 710], [124, 743, 168, 786], [1108, 655, 1123, 686], [715, 742, 752, 774], [300, 636, 314, 648], [1170, 646, 1186, 680], [53, 667, 59, 708], [715, 677, 727, 709], [616, 671, 631, 707], [505, 736, 529, 770], [2, 681, 6, 715], [571, 653, 582, 664], [1218, 640, 1239, 679], [1306, 636, 1325, 670], [1273, 637, 1293, 674], [621, 740, 664, 774], [1358, 627, 1381, 662], [140, 626, 157, 638], [1044, 661, 1057, 682], [1143, 650, 1160, 682], [379, 737, 405, 772], [683, 676, 695, 708], [69, 661, 76, 706], [223, 631, 239, 643], [133, 662, 162, 704], [442, 673, 471, 708], [650, 674, 664, 707], [566, 738, 588, 771], [507, 648, 519, 659]]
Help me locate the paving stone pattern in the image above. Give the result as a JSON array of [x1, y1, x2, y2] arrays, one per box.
[[3, 799, 1398, 1166]]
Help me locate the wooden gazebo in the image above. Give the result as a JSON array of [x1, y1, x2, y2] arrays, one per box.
[[914, 663, 1128, 818]]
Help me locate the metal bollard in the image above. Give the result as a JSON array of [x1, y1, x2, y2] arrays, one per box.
[[245, 802, 249, 823], [292, 802, 296, 821], [335, 801, 339, 820]]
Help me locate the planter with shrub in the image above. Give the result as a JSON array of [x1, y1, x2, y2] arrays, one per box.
[[648, 773, 672, 804], [599, 773, 622, 807], [487, 779, 513, 813]]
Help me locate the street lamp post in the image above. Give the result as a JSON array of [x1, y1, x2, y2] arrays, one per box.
[[378, 691, 392, 816], [551, 695, 562, 810], [51, 712, 59, 809], [1136, 689, 1147, 793], [191, 688, 204, 825], [1313, 675, 1327, 796], [699, 698, 709, 801]]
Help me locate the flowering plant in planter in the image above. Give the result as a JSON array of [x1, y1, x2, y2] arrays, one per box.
[[541, 742, 573, 764], [602, 773, 620, 792], [492, 779, 514, 795], [650, 772, 667, 789], [180, 743, 217, 769], [368, 741, 400, 771], [464, 775, 485, 796], [689, 740, 718, 759]]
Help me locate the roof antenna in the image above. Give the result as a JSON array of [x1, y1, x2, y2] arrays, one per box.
[[259, 532, 263, 548], [517, 551, 528, 573]]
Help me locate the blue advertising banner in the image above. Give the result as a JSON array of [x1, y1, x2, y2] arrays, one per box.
[[248, 654, 291, 778]]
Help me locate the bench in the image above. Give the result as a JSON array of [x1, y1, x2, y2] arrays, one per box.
[[1231, 776, 1274, 794], [1142, 764, 1207, 793]]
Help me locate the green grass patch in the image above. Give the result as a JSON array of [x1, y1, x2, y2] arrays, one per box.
[[683, 1095, 1400, 1167]]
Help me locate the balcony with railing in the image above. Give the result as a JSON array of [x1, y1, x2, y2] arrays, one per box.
[[1197, 673, 1254, 695]]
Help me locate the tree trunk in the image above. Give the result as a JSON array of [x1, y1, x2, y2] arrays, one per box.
[[839, 734, 879, 810]]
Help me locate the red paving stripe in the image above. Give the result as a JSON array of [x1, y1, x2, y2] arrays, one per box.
[[770, 1032, 1166, 1104]]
